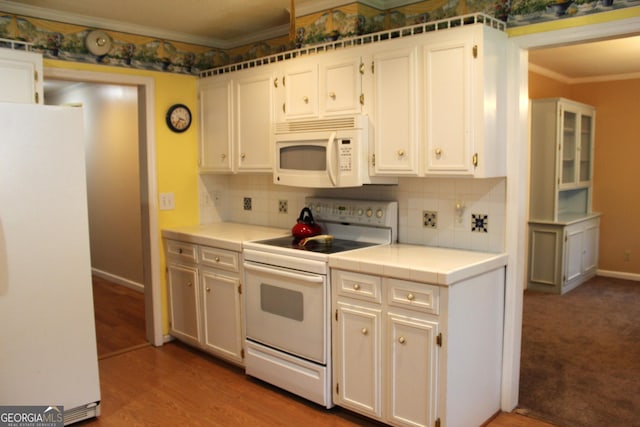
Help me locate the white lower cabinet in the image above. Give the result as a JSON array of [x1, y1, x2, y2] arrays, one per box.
[[165, 239, 244, 365], [528, 214, 600, 294], [332, 267, 504, 427]]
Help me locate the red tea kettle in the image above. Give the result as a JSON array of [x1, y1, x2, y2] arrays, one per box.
[[292, 207, 322, 239]]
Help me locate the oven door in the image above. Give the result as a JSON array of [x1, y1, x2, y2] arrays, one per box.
[[244, 261, 327, 364]]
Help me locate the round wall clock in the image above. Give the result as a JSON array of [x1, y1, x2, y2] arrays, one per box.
[[166, 104, 192, 133]]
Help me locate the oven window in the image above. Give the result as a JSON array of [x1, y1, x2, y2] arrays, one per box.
[[280, 145, 326, 171], [260, 283, 304, 321]]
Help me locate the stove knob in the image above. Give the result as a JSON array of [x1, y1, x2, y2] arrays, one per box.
[[366, 208, 373, 218], [376, 209, 384, 219], [357, 208, 364, 216]]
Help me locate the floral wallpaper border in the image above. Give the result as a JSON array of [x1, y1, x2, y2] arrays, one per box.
[[1, 0, 638, 75]]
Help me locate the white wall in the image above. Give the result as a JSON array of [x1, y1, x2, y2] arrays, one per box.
[[200, 174, 506, 253], [47, 82, 145, 286]]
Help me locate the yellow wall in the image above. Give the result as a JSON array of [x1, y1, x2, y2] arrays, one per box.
[[45, 59, 199, 333], [530, 71, 640, 275]]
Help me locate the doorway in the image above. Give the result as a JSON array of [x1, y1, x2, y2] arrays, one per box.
[[43, 67, 163, 348], [502, 13, 640, 414]]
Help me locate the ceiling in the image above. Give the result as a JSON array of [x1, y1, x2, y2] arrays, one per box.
[[2, 0, 639, 80]]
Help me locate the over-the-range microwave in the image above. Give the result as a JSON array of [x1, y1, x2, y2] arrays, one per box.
[[273, 115, 397, 188]]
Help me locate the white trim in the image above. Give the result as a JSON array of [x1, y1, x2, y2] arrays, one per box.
[[92, 268, 144, 293], [503, 14, 640, 411], [597, 269, 640, 282], [44, 67, 163, 347], [529, 63, 640, 85]]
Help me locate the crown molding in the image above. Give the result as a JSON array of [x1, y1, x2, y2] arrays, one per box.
[[529, 63, 640, 84], [294, 0, 417, 16]]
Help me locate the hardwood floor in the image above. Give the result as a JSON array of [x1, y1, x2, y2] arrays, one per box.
[[80, 341, 555, 427], [92, 275, 147, 358]]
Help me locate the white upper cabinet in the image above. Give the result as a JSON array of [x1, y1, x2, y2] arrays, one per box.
[[279, 51, 364, 120], [234, 67, 275, 172], [198, 76, 233, 172], [371, 41, 420, 176], [0, 48, 43, 104], [423, 25, 506, 177]]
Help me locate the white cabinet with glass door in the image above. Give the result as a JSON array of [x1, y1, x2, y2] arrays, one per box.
[[528, 98, 599, 294], [0, 47, 43, 104]]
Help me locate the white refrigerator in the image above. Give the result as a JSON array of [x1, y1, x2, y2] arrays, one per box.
[[0, 103, 101, 424]]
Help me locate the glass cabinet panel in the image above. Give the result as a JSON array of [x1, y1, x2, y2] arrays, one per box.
[[579, 114, 592, 183], [561, 109, 577, 186]]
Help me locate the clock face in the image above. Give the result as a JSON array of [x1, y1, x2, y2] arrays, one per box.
[[166, 104, 191, 133]]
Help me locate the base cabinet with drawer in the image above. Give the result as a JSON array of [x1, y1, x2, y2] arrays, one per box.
[[332, 267, 504, 427], [165, 239, 244, 365]]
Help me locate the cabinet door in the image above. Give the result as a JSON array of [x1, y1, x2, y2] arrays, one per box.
[[321, 54, 362, 116], [201, 268, 243, 364], [578, 112, 594, 185], [424, 33, 473, 175], [564, 226, 584, 285], [334, 301, 382, 418], [167, 263, 200, 345], [235, 69, 274, 172], [582, 219, 599, 275], [0, 49, 43, 104], [387, 313, 438, 427], [282, 62, 318, 119], [372, 43, 419, 175], [199, 78, 233, 172], [559, 106, 579, 188]]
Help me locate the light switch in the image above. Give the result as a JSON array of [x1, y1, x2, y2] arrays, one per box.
[[159, 192, 175, 210]]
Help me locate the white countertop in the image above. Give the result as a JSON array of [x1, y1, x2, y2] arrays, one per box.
[[329, 244, 508, 286], [162, 222, 289, 252]]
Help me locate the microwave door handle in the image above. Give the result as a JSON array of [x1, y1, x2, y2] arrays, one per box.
[[326, 131, 338, 187]]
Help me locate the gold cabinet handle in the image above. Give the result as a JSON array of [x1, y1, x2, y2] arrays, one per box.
[[187, 281, 193, 287], [435, 148, 442, 157], [353, 283, 361, 291], [397, 149, 405, 157], [407, 293, 415, 301], [361, 328, 368, 335], [303, 96, 309, 104], [178, 248, 183, 254], [221, 153, 226, 160], [241, 153, 246, 160], [398, 336, 406, 344], [329, 92, 336, 100], [274, 77, 278, 88], [206, 287, 211, 293], [215, 256, 220, 262]]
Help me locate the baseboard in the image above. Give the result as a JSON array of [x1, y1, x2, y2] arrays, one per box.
[[597, 269, 640, 282], [92, 268, 144, 293]]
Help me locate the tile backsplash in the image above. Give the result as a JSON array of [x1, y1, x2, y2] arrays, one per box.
[[199, 174, 506, 253]]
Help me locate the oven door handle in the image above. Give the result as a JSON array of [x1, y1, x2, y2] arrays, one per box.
[[243, 262, 324, 284]]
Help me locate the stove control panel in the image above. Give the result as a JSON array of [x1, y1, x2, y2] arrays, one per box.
[[305, 197, 398, 228]]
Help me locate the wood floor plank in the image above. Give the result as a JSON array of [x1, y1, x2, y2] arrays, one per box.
[[82, 341, 554, 427]]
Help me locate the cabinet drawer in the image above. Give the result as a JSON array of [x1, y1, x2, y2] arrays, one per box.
[[387, 278, 439, 315], [334, 270, 381, 303], [199, 246, 239, 272], [166, 240, 198, 264]]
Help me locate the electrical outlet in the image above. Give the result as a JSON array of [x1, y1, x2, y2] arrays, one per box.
[[279, 200, 288, 214], [624, 250, 631, 262], [243, 197, 252, 211], [159, 192, 175, 210]]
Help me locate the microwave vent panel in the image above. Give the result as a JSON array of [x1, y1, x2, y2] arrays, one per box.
[[275, 116, 366, 133]]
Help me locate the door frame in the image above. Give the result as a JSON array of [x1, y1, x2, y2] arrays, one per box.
[[502, 14, 640, 410], [44, 67, 163, 347]]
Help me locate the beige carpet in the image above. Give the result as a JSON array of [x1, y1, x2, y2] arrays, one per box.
[[518, 276, 640, 427]]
